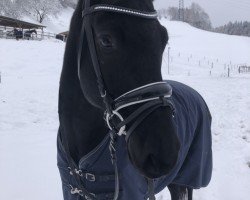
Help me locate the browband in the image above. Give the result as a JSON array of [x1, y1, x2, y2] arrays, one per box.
[[82, 4, 158, 19]]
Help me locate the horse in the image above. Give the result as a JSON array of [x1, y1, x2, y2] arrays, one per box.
[[56, 34, 65, 41], [57, 0, 212, 200], [13, 28, 23, 40], [24, 29, 37, 39]]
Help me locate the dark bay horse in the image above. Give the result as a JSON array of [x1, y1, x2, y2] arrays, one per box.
[[11, 29, 37, 40], [13, 28, 23, 39], [24, 29, 37, 39], [57, 0, 212, 200]]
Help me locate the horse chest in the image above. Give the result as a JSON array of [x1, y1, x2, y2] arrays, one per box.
[[58, 133, 169, 200]]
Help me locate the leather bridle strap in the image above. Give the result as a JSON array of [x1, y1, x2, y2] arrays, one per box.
[[59, 130, 97, 200], [82, 0, 114, 113], [105, 83, 174, 137], [78, 0, 158, 115], [122, 99, 174, 141], [147, 178, 156, 200]]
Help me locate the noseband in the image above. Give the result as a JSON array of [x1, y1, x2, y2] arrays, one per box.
[[76, 0, 174, 199]]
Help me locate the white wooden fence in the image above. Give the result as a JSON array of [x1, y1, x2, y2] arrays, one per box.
[[0, 26, 56, 40]]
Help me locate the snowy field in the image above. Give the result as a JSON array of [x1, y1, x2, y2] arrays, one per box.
[[0, 19, 250, 200]]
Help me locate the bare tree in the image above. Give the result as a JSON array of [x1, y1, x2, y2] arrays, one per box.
[[0, 0, 61, 22], [26, 0, 62, 23]]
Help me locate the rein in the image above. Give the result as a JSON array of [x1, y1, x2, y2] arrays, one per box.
[[69, 0, 175, 199]]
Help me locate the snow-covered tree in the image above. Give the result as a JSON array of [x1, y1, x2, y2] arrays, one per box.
[[167, 7, 179, 21], [59, 0, 77, 8], [167, 3, 212, 31], [0, 0, 23, 18], [185, 3, 212, 30], [0, 0, 76, 21], [214, 21, 250, 37], [157, 9, 169, 20], [25, 0, 62, 23]]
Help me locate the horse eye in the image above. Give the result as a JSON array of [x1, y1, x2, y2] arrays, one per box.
[[99, 35, 113, 48]]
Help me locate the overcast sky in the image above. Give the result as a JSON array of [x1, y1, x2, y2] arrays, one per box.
[[154, 0, 250, 27]]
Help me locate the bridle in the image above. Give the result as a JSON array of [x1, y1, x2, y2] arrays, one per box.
[[75, 0, 175, 199]]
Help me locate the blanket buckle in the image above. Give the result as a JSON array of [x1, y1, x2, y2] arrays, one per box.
[[86, 173, 96, 182]]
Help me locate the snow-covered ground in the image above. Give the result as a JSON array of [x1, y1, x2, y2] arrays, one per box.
[[158, 21, 250, 200], [0, 39, 65, 200], [0, 18, 250, 200]]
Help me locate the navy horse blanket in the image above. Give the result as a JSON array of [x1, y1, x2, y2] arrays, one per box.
[[57, 80, 212, 200]]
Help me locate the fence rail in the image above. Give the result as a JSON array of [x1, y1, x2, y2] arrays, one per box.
[[239, 66, 250, 73], [162, 48, 250, 78], [0, 26, 56, 40]]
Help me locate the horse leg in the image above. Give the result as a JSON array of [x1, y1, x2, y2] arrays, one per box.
[[168, 184, 193, 200], [187, 188, 193, 200]]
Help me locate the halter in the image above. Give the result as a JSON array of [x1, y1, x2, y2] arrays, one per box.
[[75, 0, 175, 199]]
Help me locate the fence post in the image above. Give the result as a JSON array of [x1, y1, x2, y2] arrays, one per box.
[[228, 67, 230, 77], [41, 28, 44, 40], [168, 47, 170, 74]]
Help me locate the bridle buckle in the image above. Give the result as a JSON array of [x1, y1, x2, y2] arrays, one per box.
[[105, 111, 126, 136]]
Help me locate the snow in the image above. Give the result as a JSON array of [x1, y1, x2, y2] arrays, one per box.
[[42, 7, 74, 33], [0, 39, 65, 200], [0, 17, 250, 200]]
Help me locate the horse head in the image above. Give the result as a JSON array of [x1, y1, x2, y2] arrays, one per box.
[[65, 0, 180, 179]]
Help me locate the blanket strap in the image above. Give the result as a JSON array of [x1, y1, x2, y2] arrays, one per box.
[[147, 178, 156, 200], [59, 130, 97, 200], [109, 130, 120, 200]]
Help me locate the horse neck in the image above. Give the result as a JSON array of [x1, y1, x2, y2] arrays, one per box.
[[59, 11, 108, 162], [59, 72, 108, 162]]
